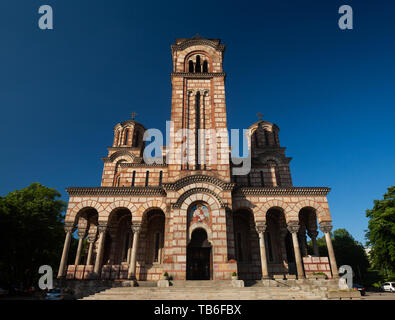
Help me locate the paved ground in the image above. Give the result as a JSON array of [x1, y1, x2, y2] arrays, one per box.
[[360, 292, 395, 300]]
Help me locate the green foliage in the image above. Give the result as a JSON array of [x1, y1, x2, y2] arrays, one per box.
[[308, 228, 370, 283], [366, 186, 395, 275], [232, 272, 237, 276], [0, 183, 66, 288]]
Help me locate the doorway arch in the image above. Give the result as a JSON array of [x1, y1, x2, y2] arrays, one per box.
[[186, 228, 212, 280]]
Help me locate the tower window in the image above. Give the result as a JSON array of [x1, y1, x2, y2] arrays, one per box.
[[195, 55, 201, 73], [145, 171, 149, 186], [131, 171, 136, 186], [159, 171, 163, 186], [264, 130, 270, 146], [260, 171, 265, 187], [275, 167, 281, 187], [203, 60, 208, 72], [133, 130, 139, 147], [123, 129, 129, 145], [189, 60, 194, 73]]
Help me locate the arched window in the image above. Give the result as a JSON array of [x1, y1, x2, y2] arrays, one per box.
[[131, 171, 136, 186], [273, 132, 279, 146], [264, 130, 270, 146], [123, 128, 129, 145], [189, 60, 194, 73], [114, 130, 120, 146], [145, 171, 149, 186], [132, 130, 139, 147], [203, 60, 208, 72], [253, 130, 259, 148], [195, 55, 201, 73], [275, 167, 281, 187]]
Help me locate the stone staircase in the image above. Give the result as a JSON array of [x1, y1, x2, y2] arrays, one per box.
[[81, 280, 325, 300]]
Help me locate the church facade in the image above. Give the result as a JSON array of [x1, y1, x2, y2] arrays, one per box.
[[58, 36, 339, 282]]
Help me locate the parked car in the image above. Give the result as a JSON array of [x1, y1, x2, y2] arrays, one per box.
[[44, 288, 64, 300], [380, 282, 395, 293], [352, 283, 366, 296]]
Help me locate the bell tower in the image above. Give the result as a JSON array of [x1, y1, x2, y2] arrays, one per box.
[[167, 36, 230, 182]]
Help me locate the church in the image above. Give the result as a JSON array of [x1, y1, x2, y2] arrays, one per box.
[[58, 36, 339, 282]]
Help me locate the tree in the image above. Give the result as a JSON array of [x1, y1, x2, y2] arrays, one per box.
[[308, 228, 370, 283], [366, 186, 395, 277], [0, 183, 66, 289]]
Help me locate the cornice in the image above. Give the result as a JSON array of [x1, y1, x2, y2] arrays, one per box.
[[171, 72, 226, 78], [66, 187, 167, 197], [171, 38, 225, 52], [232, 187, 331, 196]]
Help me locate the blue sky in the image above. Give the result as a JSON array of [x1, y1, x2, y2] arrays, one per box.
[[0, 0, 394, 244]]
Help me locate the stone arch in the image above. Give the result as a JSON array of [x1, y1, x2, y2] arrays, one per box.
[[175, 188, 224, 210], [108, 150, 135, 163], [292, 200, 327, 223], [100, 200, 138, 222], [188, 223, 213, 244], [184, 51, 213, 72], [259, 199, 289, 220], [67, 200, 105, 224], [136, 199, 167, 223]]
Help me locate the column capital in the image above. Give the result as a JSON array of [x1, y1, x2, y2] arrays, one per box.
[[77, 230, 86, 239], [255, 222, 267, 233], [287, 221, 300, 234], [307, 229, 319, 239], [131, 223, 142, 234], [87, 232, 97, 243], [64, 222, 74, 233], [98, 223, 108, 233], [319, 221, 333, 233]]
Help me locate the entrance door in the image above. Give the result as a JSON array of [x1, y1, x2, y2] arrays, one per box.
[[186, 228, 211, 280]]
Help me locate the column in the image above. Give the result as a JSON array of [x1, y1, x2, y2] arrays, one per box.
[[299, 225, 308, 257], [74, 230, 86, 266], [93, 224, 107, 277], [127, 232, 133, 264], [319, 221, 339, 278], [308, 230, 319, 257], [57, 223, 74, 278], [128, 223, 142, 279], [255, 222, 270, 279], [287, 221, 305, 279], [86, 233, 96, 266]]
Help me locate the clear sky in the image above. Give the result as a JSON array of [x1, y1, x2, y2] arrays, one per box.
[[0, 0, 394, 244]]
